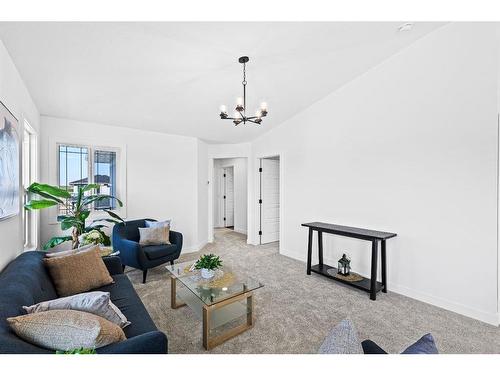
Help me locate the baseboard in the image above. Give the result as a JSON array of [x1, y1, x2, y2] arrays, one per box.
[[233, 227, 247, 235], [389, 283, 499, 326], [283, 249, 499, 326], [183, 241, 208, 253]]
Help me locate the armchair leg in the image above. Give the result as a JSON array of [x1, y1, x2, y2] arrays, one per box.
[[142, 269, 148, 284], [122, 265, 126, 272], [170, 260, 174, 266]]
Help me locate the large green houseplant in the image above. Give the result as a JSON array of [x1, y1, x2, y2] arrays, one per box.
[[24, 182, 124, 250]]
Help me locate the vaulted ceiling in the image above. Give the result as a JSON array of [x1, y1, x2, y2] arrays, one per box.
[[0, 22, 444, 143]]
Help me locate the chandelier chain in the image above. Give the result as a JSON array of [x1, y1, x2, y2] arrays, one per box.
[[242, 62, 247, 85]]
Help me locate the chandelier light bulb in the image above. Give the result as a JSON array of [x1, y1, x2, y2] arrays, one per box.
[[233, 111, 240, 119], [256, 110, 262, 118], [260, 102, 267, 110], [236, 97, 244, 106], [219, 105, 227, 113]]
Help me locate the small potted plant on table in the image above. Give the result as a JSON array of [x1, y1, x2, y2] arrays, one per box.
[[195, 254, 223, 279]]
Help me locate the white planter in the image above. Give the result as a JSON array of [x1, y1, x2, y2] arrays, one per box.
[[201, 268, 215, 279]]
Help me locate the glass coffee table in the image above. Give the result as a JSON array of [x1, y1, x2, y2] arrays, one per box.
[[166, 260, 263, 350]]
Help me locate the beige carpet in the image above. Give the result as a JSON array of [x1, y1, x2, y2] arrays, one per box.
[[126, 229, 500, 354]]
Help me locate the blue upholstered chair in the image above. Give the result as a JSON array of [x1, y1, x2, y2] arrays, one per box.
[[112, 219, 183, 283]]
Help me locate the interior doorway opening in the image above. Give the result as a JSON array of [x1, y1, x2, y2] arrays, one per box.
[[213, 157, 248, 239], [259, 156, 280, 245]]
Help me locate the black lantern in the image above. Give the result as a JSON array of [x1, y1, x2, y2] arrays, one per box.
[[337, 254, 351, 276]]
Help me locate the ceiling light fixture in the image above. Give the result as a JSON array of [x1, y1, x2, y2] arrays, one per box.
[[219, 56, 268, 126]]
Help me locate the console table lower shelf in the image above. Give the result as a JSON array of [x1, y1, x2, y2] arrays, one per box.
[[310, 264, 384, 294]]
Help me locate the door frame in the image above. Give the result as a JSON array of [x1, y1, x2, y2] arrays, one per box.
[[223, 165, 234, 228], [208, 156, 250, 243], [254, 153, 284, 252]]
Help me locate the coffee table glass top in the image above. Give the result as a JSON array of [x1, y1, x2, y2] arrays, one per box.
[[166, 260, 263, 306]]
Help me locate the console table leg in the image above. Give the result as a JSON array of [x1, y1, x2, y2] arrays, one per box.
[[307, 228, 313, 275], [381, 239, 387, 293], [318, 231, 323, 266], [370, 240, 378, 301]]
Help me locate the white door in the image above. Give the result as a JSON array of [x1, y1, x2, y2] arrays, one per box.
[[224, 167, 234, 227], [260, 158, 280, 243]]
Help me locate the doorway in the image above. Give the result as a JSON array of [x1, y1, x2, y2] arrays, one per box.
[[223, 166, 234, 228], [259, 156, 280, 244], [212, 158, 248, 238]]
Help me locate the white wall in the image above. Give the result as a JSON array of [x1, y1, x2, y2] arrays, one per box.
[[0, 40, 40, 270], [250, 23, 499, 324], [39, 116, 202, 252], [213, 157, 248, 234]]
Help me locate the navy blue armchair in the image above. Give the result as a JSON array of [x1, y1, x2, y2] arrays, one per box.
[[112, 219, 183, 283]]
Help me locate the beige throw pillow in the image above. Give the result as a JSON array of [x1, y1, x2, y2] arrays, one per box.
[[139, 226, 171, 246], [7, 310, 125, 351], [44, 247, 114, 297], [23, 291, 130, 328]]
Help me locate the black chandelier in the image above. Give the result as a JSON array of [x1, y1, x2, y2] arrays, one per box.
[[219, 56, 268, 126]]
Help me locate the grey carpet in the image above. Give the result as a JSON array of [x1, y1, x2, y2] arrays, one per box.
[[126, 229, 500, 353]]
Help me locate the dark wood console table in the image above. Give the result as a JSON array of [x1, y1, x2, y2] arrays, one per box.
[[301, 222, 397, 300]]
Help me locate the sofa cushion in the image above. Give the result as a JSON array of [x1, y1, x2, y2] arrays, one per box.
[[92, 274, 158, 338], [0, 251, 58, 354], [143, 244, 179, 260]]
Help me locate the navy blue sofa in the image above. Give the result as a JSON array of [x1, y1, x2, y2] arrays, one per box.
[[0, 251, 168, 354], [112, 219, 183, 283]]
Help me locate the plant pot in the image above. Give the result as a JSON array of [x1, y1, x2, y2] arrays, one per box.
[[201, 268, 215, 279]]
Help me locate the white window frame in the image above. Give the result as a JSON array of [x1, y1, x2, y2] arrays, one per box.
[[48, 138, 127, 224], [22, 120, 38, 250]]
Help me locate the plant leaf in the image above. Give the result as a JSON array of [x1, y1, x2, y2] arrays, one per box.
[[79, 210, 90, 221], [24, 199, 58, 210], [82, 184, 100, 192], [91, 218, 120, 225], [60, 217, 82, 231], [82, 195, 123, 208], [43, 236, 72, 250], [27, 183, 71, 199], [104, 209, 125, 223], [27, 189, 63, 204]]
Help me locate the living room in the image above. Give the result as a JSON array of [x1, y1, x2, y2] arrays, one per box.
[[0, 1, 499, 373]]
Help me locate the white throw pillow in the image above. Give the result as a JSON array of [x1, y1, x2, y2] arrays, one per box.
[[145, 219, 171, 228], [23, 291, 130, 328], [139, 226, 171, 246]]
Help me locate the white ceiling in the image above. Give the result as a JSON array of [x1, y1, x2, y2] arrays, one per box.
[[0, 22, 444, 143]]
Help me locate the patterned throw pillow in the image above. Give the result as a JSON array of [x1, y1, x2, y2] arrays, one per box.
[[145, 219, 171, 229], [43, 246, 114, 297], [23, 291, 130, 328], [7, 310, 125, 351], [139, 226, 171, 246], [318, 319, 363, 354]]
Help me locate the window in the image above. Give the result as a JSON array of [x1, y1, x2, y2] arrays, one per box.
[[57, 144, 119, 215], [23, 121, 37, 250]]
